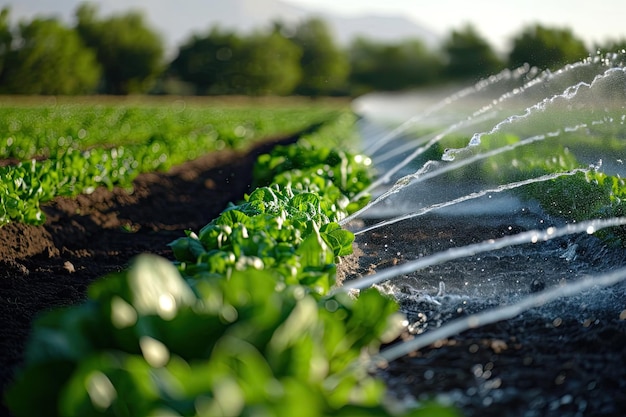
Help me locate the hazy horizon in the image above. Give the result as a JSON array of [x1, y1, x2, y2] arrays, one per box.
[[3, 0, 625, 54]]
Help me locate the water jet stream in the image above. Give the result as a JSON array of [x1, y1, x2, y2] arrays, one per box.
[[358, 66, 535, 155], [346, 67, 626, 223], [353, 168, 590, 235], [339, 217, 626, 292], [354, 56, 624, 200], [345, 53, 626, 413], [374, 264, 626, 365], [342, 130, 575, 225]]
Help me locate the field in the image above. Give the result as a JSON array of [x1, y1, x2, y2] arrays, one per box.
[[0, 133, 287, 371], [4, 92, 626, 417], [1, 96, 398, 417]]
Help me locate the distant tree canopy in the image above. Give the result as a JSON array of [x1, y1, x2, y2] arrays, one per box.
[[169, 29, 245, 95], [0, 3, 607, 96], [0, 10, 100, 95], [0, 8, 13, 76], [75, 3, 165, 94], [443, 24, 504, 81], [289, 18, 349, 96], [349, 38, 442, 94], [508, 24, 589, 71], [169, 28, 301, 95], [237, 31, 302, 95]]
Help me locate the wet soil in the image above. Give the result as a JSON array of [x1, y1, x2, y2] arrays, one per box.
[[343, 216, 626, 417]]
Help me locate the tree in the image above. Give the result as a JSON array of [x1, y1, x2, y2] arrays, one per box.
[[443, 24, 504, 81], [169, 28, 243, 95], [0, 8, 13, 76], [75, 3, 164, 94], [349, 38, 442, 94], [169, 28, 301, 96], [290, 18, 349, 96], [236, 31, 302, 95], [0, 13, 101, 95], [508, 24, 589, 71]]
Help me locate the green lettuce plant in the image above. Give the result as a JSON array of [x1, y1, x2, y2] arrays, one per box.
[[6, 255, 411, 417], [5, 113, 458, 417]]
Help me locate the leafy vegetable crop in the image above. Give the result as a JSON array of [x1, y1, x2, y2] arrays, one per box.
[[6, 256, 406, 417], [5, 110, 457, 417], [0, 99, 346, 226], [0, 98, 343, 159], [170, 184, 355, 294], [455, 131, 626, 246]]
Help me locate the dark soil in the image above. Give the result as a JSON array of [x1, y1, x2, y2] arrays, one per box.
[[2, 132, 626, 417], [344, 216, 626, 417], [0, 135, 298, 417]]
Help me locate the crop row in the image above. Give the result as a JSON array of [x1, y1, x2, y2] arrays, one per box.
[[0, 99, 344, 159], [0, 100, 345, 226], [449, 131, 626, 245], [5, 114, 456, 416]]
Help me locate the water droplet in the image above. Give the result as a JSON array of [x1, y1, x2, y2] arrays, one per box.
[[530, 278, 545, 293], [555, 373, 567, 385], [441, 149, 455, 161], [325, 299, 339, 312], [469, 133, 482, 146]]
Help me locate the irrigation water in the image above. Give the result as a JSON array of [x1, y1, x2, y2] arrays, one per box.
[[342, 52, 626, 416]]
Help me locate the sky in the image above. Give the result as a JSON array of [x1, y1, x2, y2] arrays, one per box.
[[286, 0, 626, 51], [5, 0, 625, 55]]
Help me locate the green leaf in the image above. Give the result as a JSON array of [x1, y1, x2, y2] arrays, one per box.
[[320, 223, 354, 256], [4, 361, 75, 417]]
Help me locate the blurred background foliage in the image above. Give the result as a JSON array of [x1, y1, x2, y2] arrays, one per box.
[[0, 3, 624, 97]]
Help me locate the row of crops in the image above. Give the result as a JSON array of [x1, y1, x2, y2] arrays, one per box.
[[4, 95, 626, 416], [0, 97, 345, 226], [2, 99, 456, 416], [412, 127, 626, 246], [457, 132, 626, 245]]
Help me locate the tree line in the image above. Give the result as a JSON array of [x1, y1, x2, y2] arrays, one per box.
[[0, 4, 624, 96]]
